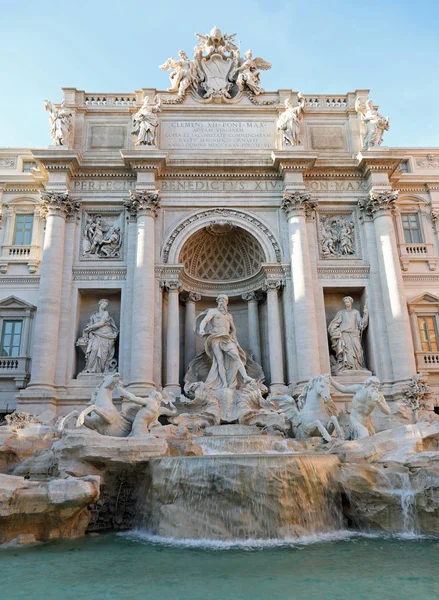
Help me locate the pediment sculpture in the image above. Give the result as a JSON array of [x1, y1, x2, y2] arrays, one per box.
[[159, 26, 271, 102]]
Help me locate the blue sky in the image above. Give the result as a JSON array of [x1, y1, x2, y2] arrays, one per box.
[[1, 0, 438, 148]]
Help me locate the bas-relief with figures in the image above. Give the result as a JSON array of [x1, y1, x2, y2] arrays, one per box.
[[1, 25, 439, 548]]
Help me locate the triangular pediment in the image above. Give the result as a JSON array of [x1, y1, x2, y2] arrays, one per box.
[[0, 296, 36, 310], [408, 293, 439, 306]]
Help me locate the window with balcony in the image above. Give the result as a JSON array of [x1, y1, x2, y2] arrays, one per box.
[[418, 316, 439, 352], [0, 320, 23, 357], [402, 213, 422, 244], [13, 214, 33, 246]]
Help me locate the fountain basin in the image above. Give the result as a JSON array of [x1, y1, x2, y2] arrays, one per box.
[[139, 454, 342, 540]]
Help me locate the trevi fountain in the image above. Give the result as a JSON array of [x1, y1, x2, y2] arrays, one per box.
[[1, 26, 439, 600]]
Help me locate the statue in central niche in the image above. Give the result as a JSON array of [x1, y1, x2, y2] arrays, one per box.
[[197, 294, 253, 390]]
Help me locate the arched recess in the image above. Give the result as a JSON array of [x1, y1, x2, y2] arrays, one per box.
[[162, 208, 282, 265]]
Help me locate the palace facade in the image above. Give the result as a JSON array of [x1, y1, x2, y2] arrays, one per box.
[[1, 28, 439, 415]]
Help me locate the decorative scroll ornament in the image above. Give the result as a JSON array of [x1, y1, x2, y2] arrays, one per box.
[[358, 190, 398, 218], [355, 97, 389, 150], [281, 192, 318, 219], [40, 191, 81, 218], [124, 191, 160, 217], [160, 26, 271, 102]]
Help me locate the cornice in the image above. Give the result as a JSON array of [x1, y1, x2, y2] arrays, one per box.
[[72, 267, 127, 281], [32, 149, 82, 175], [120, 150, 167, 174], [317, 266, 370, 279], [356, 150, 405, 178], [271, 151, 318, 174]]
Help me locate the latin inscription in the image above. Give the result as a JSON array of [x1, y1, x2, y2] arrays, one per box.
[[160, 180, 283, 192], [305, 180, 367, 192], [161, 121, 275, 150], [73, 180, 134, 192]]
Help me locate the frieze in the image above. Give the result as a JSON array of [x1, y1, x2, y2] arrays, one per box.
[[0, 276, 40, 285], [72, 268, 127, 281], [160, 179, 283, 192], [317, 266, 370, 280], [416, 155, 439, 169]]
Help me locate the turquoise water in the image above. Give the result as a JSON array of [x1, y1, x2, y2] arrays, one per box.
[[2, 532, 439, 600]]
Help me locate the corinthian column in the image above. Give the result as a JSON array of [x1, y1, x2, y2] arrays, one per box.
[[163, 281, 182, 395], [242, 291, 262, 364], [281, 192, 320, 383], [124, 190, 160, 390], [262, 280, 285, 391], [359, 191, 416, 383], [27, 192, 81, 391], [181, 291, 201, 370]]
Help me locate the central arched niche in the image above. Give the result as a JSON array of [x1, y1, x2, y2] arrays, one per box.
[[178, 222, 266, 296]]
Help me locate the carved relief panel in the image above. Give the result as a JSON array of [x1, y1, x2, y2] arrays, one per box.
[[317, 210, 360, 259], [80, 210, 124, 261]]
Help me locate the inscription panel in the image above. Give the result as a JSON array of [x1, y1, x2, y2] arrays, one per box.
[[88, 125, 127, 150], [309, 126, 346, 150], [161, 120, 276, 150], [160, 179, 283, 192]]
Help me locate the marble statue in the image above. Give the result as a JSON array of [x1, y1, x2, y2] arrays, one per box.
[[330, 376, 391, 439], [197, 295, 253, 390], [401, 374, 432, 421], [233, 50, 271, 95], [58, 373, 176, 437], [76, 299, 119, 374], [277, 94, 306, 147], [159, 50, 199, 98], [83, 214, 122, 259], [320, 216, 355, 258], [44, 100, 73, 146], [328, 297, 368, 374], [277, 374, 344, 442], [118, 385, 177, 436], [132, 95, 161, 146], [355, 97, 390, 149]]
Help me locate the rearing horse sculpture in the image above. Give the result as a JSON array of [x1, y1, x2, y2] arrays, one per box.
[[277, 374, 344, 442]]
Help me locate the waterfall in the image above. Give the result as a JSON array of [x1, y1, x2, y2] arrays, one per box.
[[395, 471, 419, 536], [135, 453, 343, 541]]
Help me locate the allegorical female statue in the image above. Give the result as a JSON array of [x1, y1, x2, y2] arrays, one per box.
[[355, 97, 390, 149], [328, 296, 369, 374], [277, 93, 306, 147], [44, 100, 73, 146], [131, 95, 161, 146], [76, 299, 119, 374]]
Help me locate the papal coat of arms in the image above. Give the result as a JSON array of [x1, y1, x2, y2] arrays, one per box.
[[159, 26, 271, 102]]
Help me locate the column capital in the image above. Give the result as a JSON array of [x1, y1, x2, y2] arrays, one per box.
[[281, 191, 317, 219], [262, 279, 284, 292], [125, 190, 160, 218], [242, 290, 264, 303], [181, 291, 201, 303], [161, 280, 182, 292], [40, 191, 81, 220], [358, 190, 398, 219]]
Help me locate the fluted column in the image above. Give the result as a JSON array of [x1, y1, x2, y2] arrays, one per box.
[[181, 292, 201, 370], [55, 200, 82, 386], [242, 291, 262, 364], [163, 281, 182, 394], [262, 280, 285, 390], [124, 191, 160, 390], [282, 192, 320, 383], [359, 191, 416, 382], [28, 192, 80, 389]]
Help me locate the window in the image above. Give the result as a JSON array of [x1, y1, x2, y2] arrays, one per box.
[[0, 320, 22, 357], [13, 215, 33, 245], [402, 214, 422, 244], [22, 161, 37, 173], [418, 316, 439, 352]]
